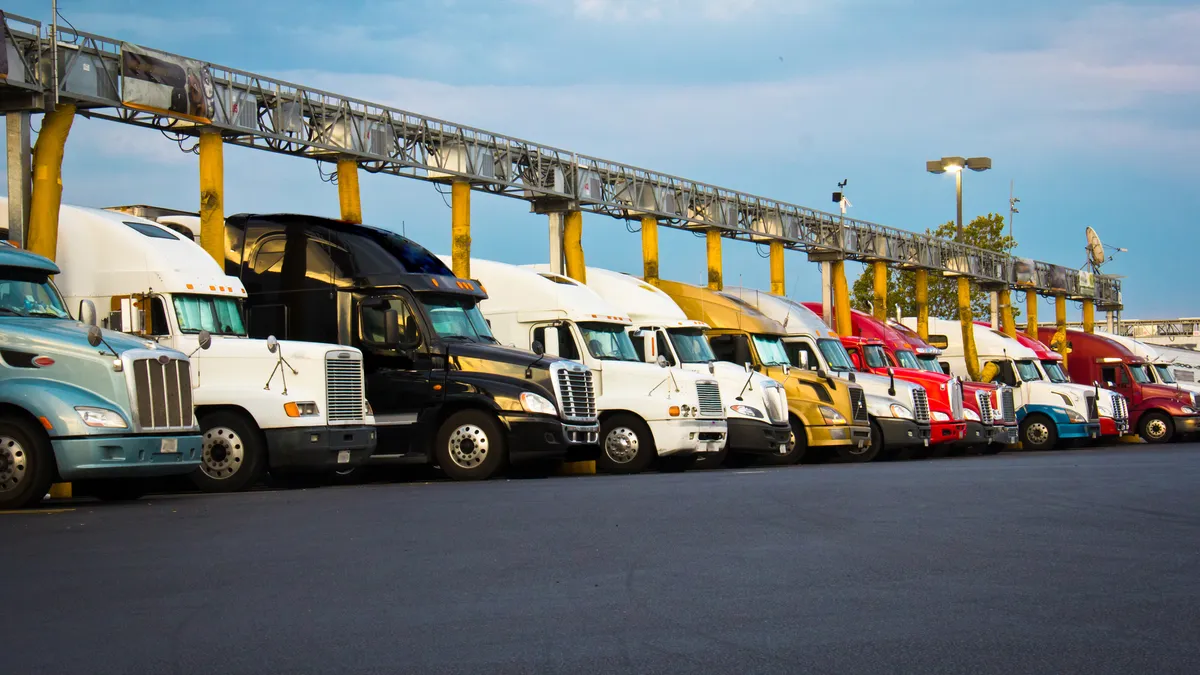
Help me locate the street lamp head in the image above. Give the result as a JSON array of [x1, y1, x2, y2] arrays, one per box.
[[942, 156, 966, 172], [966, 157, 992, 172], [926, 160, 946, 174]]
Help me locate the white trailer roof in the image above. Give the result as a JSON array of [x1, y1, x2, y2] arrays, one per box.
[[437, 257, 632, 325], [721, 287, 839, 339], [564, 266, 707, 330], [900, 316, 1038, 361], [1093, 330, 1162, 362]]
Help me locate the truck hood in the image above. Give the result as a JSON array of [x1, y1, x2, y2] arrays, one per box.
[[832, 369, 922, 405], [1, 317, 170, 357], [179, 335, 356, 362], [1139, 382, 1195, 405], [443, 339, 571, 370]]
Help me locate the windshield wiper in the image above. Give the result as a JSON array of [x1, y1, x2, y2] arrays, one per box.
[[0, 307, 27, 316], [441, 335, 477, 342]]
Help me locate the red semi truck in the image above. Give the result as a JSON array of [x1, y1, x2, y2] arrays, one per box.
[[1040, 327, 1199, 443]]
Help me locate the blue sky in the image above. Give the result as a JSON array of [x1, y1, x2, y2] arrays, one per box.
[[5, 0, 1198, 318]]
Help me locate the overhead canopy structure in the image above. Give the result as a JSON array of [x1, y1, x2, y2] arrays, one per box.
[[0, 11, 1121, 309]]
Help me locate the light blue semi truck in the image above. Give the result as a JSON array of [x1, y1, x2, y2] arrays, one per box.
[[0, 242, 203, 508]]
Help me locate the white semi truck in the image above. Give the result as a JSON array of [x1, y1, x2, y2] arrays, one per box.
[[44, 202, 376, 492], [577, 268, 791, 466], [723, 287, 934, 460], [449, 258, 728, 474]]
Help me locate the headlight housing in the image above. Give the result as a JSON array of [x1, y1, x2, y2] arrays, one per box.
[[730, 404, 764, 419], [963, 408, 981, 422], [1181, 406, 1197, 415], [819, 405, 847, 425], [520, 392, 557, 416], [284, 401, 320, 417], [75, 406, 128, 429], [931, 411, 950, 422], [1064, 409, 1086, 423], [889, 404, 913, 420]]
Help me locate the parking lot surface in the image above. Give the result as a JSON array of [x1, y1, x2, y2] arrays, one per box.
[[4, 446, 1200, 674]]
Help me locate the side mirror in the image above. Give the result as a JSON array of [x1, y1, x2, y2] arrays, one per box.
[[798, 350, 809, 370], [383, 309, 401, 346], [197, 330, 213, 351], [656, 354, 669, 368], [78, 299, 98, 327], [542, 327, 560, 357], [1106, 381, 1115, 388], [744, 362, 752, 374], [531, 340, 545, 356], [266, 335, 279, 354], [87, 325, 104, 348], [816, 369, 828, 380], [1093, 380, 1099, 388], [782, 363, 791, 377]]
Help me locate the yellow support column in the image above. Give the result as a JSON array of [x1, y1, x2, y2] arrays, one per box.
[[564, 210, 586, 283], [197, 131, 225, 264], [831, 259, 851, 335], [915, 269, 929, 341], [872, 261, 888, 321], [769, 241, 785, 295], [337, 158, 362, 224], [451, 181, 471, 279], [641, 215, 659, 285], [958, 277, 981, 381], [26, 103, 75, 261], [1055, 294, 1068, 369], [706, 228, 722, 291], [999, 288, 1017, 338], [1082, 299, 1095, 334], [1025, 290, 1039, 341]]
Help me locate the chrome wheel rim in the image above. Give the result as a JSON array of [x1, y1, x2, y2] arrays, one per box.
[[604, 427, 640, 464], [1146, 418, 1168, 440], [448, 424, 489, 469], [0, 435, 27, 493], [1026, 422, 1050, 446], [201, 426, 244, 480]]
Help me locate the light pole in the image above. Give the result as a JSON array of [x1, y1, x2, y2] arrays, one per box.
[[926, 156, 991, 242]]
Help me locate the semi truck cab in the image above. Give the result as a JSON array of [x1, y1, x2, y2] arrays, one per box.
[[224, 213, 599, 480], [1008, 330, 1129, 439], [0, 242, 203, 508]]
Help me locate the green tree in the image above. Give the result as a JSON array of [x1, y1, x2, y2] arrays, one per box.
[[851, 213, 1019, 320]]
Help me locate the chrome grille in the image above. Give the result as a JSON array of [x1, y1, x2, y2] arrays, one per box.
[[976, 390, 994, 426], [763, 384, 788, 424], [130, 356, 194, 431], [949, 380, 964, 420], [1192, 392, 1200, 409], [1112, 393, 1128, 422], [848, 387, 869, 423], [553, 363, 596, 422], [696, 381, 724, 417], [1085, 393, 1099, 421], [1001, 388, 1016, 423], [911, 388, 931, 424], [326, 352, 366, 423]]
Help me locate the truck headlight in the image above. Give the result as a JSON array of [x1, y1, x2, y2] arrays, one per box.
[[75, 407, 128, 429], [730, 404, 763, 419], [1065, 409, 1086, 423], [819, 405, 847, 425], [284, 402, 320, 417], [1181, 406, 1197, 415], [931, 411, 950, 422], [889, 404, 913, 420], [963, 408, 980, 422], [519, 392, 557, 416]]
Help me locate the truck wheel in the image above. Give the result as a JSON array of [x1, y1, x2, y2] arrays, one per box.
[[1139, 411, 1174, 444], [192, 411, 266, 493], [436, 410, 506, 480], [597, 414, 656, 474], [762, 417, 807, 466], [840, 420, 883, 463], [1020, 414, 1058, 451], [0, 417, 55, 510], [75, 479, 148, 502], [691, 446, 727, 470]]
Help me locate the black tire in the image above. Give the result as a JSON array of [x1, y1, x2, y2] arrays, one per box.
[[75, 479, 148, 502], [1020, 414, 1058, 451], [435, 410, 507, 480], [597, 414, 656, 474], [191, 411, 266, 493], [658, 454, 699, 473], [762, 417, 807, 466], [1139, 411, 1174, 444], [0, 416, 55, 510], [839, 420, 882, 463], [691, 446, 727, 470]]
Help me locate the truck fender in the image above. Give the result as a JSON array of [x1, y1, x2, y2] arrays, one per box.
[[1138, 398, 1190, 417], [0, 378, 129, 438], [1016, 403, 1072, 427]]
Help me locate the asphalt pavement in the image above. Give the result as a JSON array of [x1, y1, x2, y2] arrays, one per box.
[[4, 446, 1200, 675]]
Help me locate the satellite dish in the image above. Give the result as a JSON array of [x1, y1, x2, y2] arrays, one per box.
[[1085, 227, 1106, 269]]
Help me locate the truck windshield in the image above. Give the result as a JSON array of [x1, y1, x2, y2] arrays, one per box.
[[1015, 360, 1043, 382], [173, 294, 247, 336], [0, 267, 70, 319], [817, 338, 855, 371], [1041, 360, 1070, 383], [863, 344, 890, 369], [424, 295, 496, 343], [579, 322, 639, 361], [1153, 364, 1176, 384], [894, 349, 921, 370], [753, 334, 790, 366], [916, 355, 944, 374], [1129, 364, 1152, 384], [667, 328, 715, 364]]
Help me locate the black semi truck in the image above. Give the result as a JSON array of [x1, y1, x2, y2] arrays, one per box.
[[222, 213, 599, 480]]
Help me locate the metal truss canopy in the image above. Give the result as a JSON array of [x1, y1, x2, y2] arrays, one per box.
[[0, 10, 1121, 307]]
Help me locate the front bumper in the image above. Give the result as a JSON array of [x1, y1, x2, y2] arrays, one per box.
[[499, 412, 575, 464], [876, 417, 930, 449], [1172, 415, 1200, 434], [53, 433, 203, 481], [808, 423, 871, 448], [1057, 421, 1102, 440], [1099, 417, 1129, 436], [958, 420, 987, 446], [264, 425, 377, 471], [930, 420, 967, 445], [989, 424, 1019, 445], [726, 417, 792, 455], [646, 417, 728, 457]]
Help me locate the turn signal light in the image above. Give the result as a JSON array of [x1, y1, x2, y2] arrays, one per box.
[[32, 356, 55, 367], [668, 406, 681, 417]]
